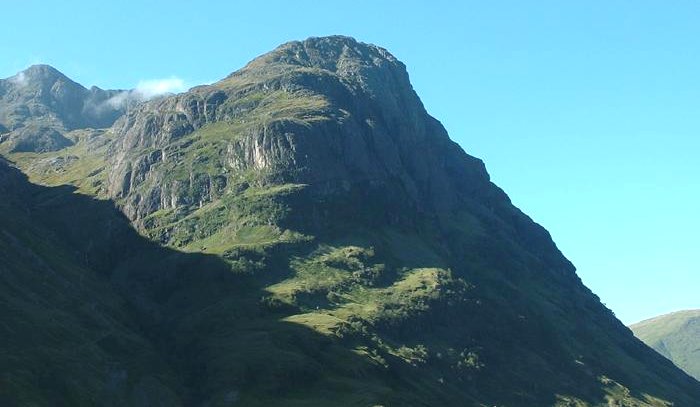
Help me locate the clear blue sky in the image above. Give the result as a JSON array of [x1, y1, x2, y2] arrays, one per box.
[[2, 1, 698, 324]]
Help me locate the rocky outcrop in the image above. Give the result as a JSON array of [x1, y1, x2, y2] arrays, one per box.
[[5, 125, 74, 152]]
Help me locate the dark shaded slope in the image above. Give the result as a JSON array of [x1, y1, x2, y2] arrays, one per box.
[[0, 159, 180, 405]]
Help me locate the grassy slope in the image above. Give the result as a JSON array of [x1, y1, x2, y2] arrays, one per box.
[[0, 128, 113, 196], [631, 310, 700, 381]]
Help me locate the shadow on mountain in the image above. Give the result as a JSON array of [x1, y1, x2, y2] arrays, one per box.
[[1, 159, 699, 406], [0, 161, 386, 406]]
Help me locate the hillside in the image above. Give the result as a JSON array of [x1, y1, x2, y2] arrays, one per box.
[[631, 310, 700, 381], [0, 158, 181, 405], [1, 36, 699, 406]]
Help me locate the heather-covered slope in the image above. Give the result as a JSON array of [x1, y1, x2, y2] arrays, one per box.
[[631, 310, 700, 381], [2, 36, 699, 406]]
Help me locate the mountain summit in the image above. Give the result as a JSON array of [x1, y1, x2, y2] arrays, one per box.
[[1, 36, 699, 406], [0, 64, 127, 152], [107, 36, 494, 227]]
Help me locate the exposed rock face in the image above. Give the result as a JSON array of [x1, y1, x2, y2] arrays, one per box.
[[107, 36, 570, 278], [6, 125, 74, 152], [0, 64, 128, 152], [108, 37, 494, 227]]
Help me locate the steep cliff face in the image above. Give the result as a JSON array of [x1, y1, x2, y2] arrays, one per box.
[[2, 37, 700, 406], [106, 37, 516, 242]]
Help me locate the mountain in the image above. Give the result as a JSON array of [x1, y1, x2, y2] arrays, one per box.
[[0, 65, 129, 152], [2, 36, 700, 406], [631, 310, 700, 381]]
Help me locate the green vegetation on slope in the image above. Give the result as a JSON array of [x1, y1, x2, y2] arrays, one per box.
[[0, 128, 113, 196], [5, 147, 691, 406], [631, 310, 700, 381]]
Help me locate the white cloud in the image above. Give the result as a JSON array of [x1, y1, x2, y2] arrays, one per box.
[[102, 76, 188, 109], [134, 77, 187, 99], [9, 71, 27, 87], [104, 91, 131, 109]]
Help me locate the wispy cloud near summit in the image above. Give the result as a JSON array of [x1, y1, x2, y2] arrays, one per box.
[[9, 71, 28, 87], [134, 77, 187, 98], [105, 76, 189, 109]]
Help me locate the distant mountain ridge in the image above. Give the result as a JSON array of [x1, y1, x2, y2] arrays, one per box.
[[1, 36, 699, 406], [0, 64, 128, 152], [631, 310, 700, 381]]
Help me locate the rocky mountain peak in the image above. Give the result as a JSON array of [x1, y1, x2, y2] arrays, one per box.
[[106, 36, 567, 276], [2, 64, 86, 118], [10, 64, 77, 88], [241, 35, 401, 75], [228, 35, 418, 114], [0, 65, 129, 152], [107, 36, 486, 225]]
